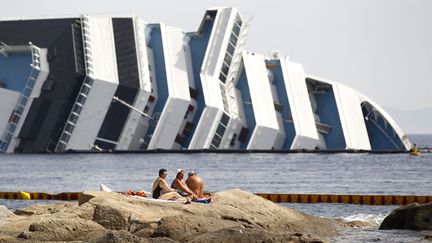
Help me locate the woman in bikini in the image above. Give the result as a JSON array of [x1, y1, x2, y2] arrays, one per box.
[[152, 168, 188, 202]]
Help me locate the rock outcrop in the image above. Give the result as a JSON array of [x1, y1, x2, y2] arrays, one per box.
[[379, 202, 432, 230], [0, 189, 337, 242]]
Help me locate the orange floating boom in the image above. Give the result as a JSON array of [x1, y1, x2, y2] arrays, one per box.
[[255, 193, 432, 205], [1, 192, 431, 205]]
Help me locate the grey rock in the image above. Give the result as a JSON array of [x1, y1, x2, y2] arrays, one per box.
[[87, 230, 143, 243], [0, 189, 337, 242], [0, 205, 14, 219], [18, 217, 106, 241], [379, 202, 432, 230]]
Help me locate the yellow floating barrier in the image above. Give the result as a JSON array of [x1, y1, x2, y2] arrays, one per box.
[[255, 193, 432, 205], [0, 192, 80, 201], [1, 192, 431, 205]]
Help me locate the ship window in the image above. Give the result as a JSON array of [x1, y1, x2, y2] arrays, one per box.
[[72, 104, 82, 114], [229, 33, 238, 46], [65, 123, 74, 133], [148, 95, 155, 103], [274, 103, 283, 112], [216, 124, 226, 137], [22, 87, 31, 97], [209, 144, 218, 150], [219, 73, 227, 83], [56, 143, 66, 151], [224, 53, 232, 66], [211, 134, 221, 147], [84, 78, 93, 86], [221, 63, 229, 76], [8, 111, 19, 124], [144, 105, 150, 113], [9, 124, 16, 134], [189, 87, 199, 100], [235, 14, 243, 26], [16, 106, 24, 115], [174, 134, 185, 145], [80, 85, 90, 95], [27, 79, 35, 88], [227, 43, 235, 56], [230, 133, 237, 146], [187, 105, 194, 112], [77, 94, 86, 105], [238, 127, 249, 142], [70, 113, 79, 124], [221, 113, 229, 126], [60, 133, 70, 143], [233, 24, 241, 36], [182, 122, 194, 136], [5, 133, 12, 142]]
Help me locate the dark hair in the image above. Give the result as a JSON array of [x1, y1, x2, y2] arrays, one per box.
[[159, 168, 167, 176]]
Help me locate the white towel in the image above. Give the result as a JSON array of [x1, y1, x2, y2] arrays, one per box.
[[100, 183, 112, 192]]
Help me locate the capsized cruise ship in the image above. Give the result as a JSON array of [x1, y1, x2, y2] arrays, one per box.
[[0, 7, 411, 153]]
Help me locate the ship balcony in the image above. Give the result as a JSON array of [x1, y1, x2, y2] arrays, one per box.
[[315, 121, 332, 134]]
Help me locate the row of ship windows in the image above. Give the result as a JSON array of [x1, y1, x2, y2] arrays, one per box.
[[0, 67, 39, 151], [213, 17, 243, 149], [57, 77, 94, 150], [54, 18, 92, 151], [210, 113, 230, 149], [56, 18, 93, 148], [219, 15, 243, 84]]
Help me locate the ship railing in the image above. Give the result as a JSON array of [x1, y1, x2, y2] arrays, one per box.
[[30, 43, 41, 70], [81, 15, 94, 77], [0, 43, 41, 152], [0, 41, 32, 56], [133, 17, 149, 90]]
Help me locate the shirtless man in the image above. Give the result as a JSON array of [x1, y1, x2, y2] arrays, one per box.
[[171, 169, 198, 198], [152, 168, 184, 201], [185, 171, 205, 198]]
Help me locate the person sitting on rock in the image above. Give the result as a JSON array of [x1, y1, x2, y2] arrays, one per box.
[[171, 169, 198, 198], [186, 171, 206, 199], [152, 168, 188, 202], [184, 171, 212, 204]]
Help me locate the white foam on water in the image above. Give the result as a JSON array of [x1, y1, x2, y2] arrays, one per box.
[[341, 213, 387, 226]]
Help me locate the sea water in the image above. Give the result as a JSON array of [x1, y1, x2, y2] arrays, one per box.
[[0, 134, 431, 242]]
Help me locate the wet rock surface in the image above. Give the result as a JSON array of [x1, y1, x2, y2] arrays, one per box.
[[335, 218, 373, 228], [379, 202, 432, 230], [0, 189, 338, 242]]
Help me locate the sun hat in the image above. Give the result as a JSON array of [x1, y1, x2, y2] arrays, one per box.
[[177, 169, 184, 174], [188, 171, 196, 177]]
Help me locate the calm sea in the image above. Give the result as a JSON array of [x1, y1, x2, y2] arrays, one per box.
[[1, 134, 431, 242]]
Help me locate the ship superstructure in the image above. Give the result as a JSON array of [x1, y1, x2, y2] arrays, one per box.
[[0, 7, 411, 153]]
